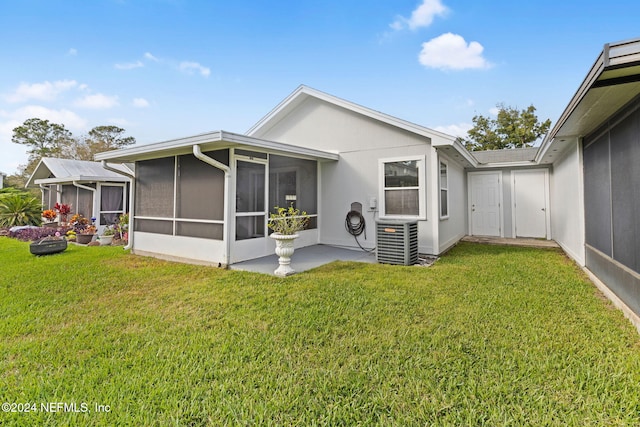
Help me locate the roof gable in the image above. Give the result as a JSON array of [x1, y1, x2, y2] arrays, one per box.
[[26, 158, 131, 188], [247, 85, 456, 143]]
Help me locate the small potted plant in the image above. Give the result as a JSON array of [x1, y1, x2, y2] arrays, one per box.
[[99, 225, 115, 246], [268, 204, 309, 277], [71, 214, 96, 244]]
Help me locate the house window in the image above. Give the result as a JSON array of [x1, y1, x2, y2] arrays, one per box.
[[439, 160, 449, 219], [379, 156, 426, 219]]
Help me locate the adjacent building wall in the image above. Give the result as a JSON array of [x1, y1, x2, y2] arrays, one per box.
[[550, 139, 585, 265]]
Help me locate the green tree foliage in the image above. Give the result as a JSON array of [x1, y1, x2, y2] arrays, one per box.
[[12, 118, 74, 161], [63, 125, 136, 161], [10, 119, 137, 187], [459, 104, 552, 151], [0, 190, 43, 227]]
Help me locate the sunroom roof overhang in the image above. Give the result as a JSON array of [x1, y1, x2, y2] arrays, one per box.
[[34, 175, 130, 186], [537, 38, 640, 163], [95, 130, 339, 163]]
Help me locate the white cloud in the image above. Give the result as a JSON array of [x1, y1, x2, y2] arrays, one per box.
[[115, 61, 144, 70], [144, 52, 159, 62], [391, 0, 448, 31], [179, 61, 210, 77], [2, 105, 87, 131], [489, 106, 500, 115], [132, 98, 149, 108], [419, 33, 491, 70], [4, 80, 78, 103], [74, 93, 119, 109], [433, 122, 472, 138], [67, 48, 77, 56]]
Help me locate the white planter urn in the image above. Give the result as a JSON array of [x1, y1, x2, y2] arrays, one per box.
[[99, 235, 114, 246], [270, 233, 299, 277]]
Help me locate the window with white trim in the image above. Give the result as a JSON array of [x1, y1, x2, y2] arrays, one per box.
[[439, 160, 449, 219], [379, 155, 426, 219]]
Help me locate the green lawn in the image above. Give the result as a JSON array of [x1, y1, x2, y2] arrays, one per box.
[[1, 238, 639, 426]]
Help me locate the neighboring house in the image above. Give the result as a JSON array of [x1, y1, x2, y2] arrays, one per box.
[[26, 158, 132, 231], [95, 38, 640, 321]]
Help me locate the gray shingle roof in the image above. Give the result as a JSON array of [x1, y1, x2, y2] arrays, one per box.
[[471, 147, 538, 164]]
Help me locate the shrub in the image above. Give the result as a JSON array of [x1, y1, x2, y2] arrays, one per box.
[[9, 226, 71, 242], [0, 193, 43, 227]]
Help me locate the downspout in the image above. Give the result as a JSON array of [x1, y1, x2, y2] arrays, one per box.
[[193, 144, 231, 267], [101, 161, 135, 251]]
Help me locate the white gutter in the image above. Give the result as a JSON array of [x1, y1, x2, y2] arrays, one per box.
[[101, 161, 135, 251], [193, 144, 231, 267]]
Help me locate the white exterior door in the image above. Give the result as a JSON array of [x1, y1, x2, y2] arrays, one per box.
[[512, 169, 549, 238], [469, 172, 502, 237]]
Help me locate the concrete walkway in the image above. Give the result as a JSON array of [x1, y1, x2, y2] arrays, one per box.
[[230, 244, 376, 275], [461, 235, 560, 248]]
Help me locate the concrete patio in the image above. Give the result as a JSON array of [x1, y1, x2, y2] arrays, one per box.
[[230, 244, 376, 275]]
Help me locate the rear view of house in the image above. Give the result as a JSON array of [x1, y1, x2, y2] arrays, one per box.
[[96, 37, 640, 325]]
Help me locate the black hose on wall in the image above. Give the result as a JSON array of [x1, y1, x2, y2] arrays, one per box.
[[345, 210, 375, 252]]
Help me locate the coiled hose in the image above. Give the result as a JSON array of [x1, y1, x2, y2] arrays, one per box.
[[345, 210, 375, 252]]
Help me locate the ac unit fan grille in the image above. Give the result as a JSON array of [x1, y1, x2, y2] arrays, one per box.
[[376, 221, 418, 265]]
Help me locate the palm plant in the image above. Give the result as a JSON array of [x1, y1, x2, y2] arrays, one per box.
[[0, 193, 43, 227]]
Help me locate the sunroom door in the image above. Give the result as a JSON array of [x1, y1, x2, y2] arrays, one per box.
[[232, 157, 268, 262]]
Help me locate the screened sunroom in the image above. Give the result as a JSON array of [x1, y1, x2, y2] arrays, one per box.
[[95, 131, 337, 266]]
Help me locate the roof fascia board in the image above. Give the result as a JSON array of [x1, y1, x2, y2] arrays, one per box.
[[548, 50, 606, 140], [219, 131, 339, 161], [24, 158, 49, 188], [95, 129, 338, 163], [34, 176, 130, 185], [433, 139, 478, 167], [549, 38, 640, 141], [474, 161, 539, 169], [95, 131, 224, 161]]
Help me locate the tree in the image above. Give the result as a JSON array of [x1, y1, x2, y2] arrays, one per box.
[[458, 104, 552, 151], [12, 118, 74, 161], [10, 120, 137, 187], [61, 125, 136, 161]]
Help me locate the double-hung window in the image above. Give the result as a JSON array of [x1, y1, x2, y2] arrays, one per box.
[[439, 160, 449, 219], [379, 155, 426, 219]]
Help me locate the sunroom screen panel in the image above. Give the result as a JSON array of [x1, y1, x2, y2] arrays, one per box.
[[135, 158, 175, 218], [177, 151, 226, 221]]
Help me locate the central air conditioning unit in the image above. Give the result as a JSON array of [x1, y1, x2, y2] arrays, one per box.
[[376, 220, 418, 265]]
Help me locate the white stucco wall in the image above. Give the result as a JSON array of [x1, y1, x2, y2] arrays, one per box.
[[256, 97, 448, 254], [437, 152, 467, 252], [550, 139, 585, 265]]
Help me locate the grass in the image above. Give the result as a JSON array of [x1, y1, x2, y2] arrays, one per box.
[[1, 238, 639, 426]]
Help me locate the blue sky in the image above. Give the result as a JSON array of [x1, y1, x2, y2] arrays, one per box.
[[1, 0, 639, 175]]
